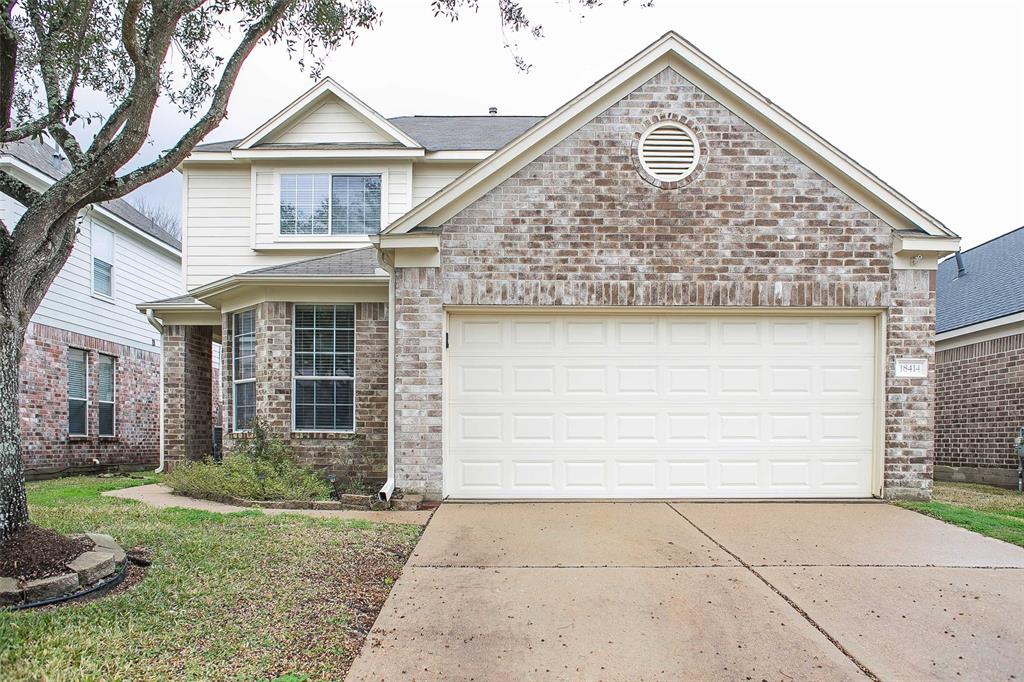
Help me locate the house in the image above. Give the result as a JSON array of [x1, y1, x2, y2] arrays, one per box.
[[935, 226, 1024, 488], [140, 32, 958, 502], [2, 140, 190, 478]]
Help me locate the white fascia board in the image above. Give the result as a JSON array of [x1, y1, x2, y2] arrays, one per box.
[[936, 310, 1024, 345], [894, 234, 961, 255], [230, 147, 424, 160], [0, 156, 181, 258], [384, 31, 955, 239], [135, 300, 217, 313], [236, 78, 421, 150], [190, 273, 389, 300], [376, 232, 440, 249], [424, 150, 493, 161], [183, 151, 236, 163]]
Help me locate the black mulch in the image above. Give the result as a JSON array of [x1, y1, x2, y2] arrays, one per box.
[[0, 525, 91, 581]]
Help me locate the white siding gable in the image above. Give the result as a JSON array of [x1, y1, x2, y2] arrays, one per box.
[[268, 98, 396, 146], [411, 163, 475, 206], [0, 194, 183, 352]]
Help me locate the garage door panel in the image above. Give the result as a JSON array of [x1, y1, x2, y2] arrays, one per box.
[[446, 314, 876, 499]]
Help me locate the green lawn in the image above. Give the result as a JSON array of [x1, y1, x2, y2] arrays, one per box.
[[898, 481, 1024, 548], [0, 475, 421, 681]]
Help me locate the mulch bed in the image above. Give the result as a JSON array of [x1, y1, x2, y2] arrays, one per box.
[[0, 525, 90, 581]]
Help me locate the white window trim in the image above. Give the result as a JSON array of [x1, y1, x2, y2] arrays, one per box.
[[98, 354, 116, 438], [275, 171, 387, 238], [291, 303, 357, 434], [68, 347, 88, 437], [90, 222, 116, 302], [232, 308, 257, 433]]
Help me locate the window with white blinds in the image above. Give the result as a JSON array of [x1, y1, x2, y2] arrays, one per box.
[[68, 348, 87, 435], [279, 174, 381, 236], [233, 309, 256, 431], [98, 355, 115, 437], [92, 224, 114, 297], [292, 304, 355, 432]]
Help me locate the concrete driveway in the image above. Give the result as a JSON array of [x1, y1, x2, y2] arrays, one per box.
[[347, 502, 1024, 681]]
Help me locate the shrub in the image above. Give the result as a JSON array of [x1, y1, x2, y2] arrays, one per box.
[[165, 420, 331, 501]]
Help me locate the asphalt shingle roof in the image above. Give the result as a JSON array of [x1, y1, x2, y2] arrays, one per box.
[[0, 139, 181, 250], [243, 247, 380, 276], [387, 116, 544, 151], [193, 115, 544, 153], [936, 226, 1024, 333]]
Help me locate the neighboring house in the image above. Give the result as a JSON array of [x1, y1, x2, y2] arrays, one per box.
[[935, 226, 1024, 488], [141, 32, 958, 502], [2, 140, 187, 477]]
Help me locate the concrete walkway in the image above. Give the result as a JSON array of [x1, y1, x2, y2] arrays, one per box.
[[348, 502, 1024, 681], [102, 483, 431, 526]]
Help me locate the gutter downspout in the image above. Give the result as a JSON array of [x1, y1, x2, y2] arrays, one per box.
[[375, 249, 396, 502], [145, 309, 166, 473]]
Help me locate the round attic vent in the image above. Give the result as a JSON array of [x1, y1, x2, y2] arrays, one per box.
[[638, 121, 700, 182]]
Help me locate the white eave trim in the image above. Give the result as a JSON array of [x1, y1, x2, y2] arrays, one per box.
[[230, 147, 424, 160], [189, 273, 389, 300], [136, 300, 217, 314], [236, 77, 421, 150], [383, 31, 956, 239]]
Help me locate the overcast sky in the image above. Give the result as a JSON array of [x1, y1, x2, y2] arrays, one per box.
[[130, 0, 1023, 250]]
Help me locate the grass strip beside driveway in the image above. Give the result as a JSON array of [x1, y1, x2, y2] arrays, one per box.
[[898, 482, 1024, 548], [0, 475, 421, 682]]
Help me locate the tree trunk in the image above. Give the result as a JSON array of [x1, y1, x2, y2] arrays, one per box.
[[0, 321, 28, 540]]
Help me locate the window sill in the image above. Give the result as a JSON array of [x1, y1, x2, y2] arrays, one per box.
[[289, 431, 360, 440], [91, 292, 115, 304]]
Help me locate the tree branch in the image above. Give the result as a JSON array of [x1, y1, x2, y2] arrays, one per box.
[[91, 0, 296, 200], [0, 168, 40, 207], [0, 1, 17, 133]]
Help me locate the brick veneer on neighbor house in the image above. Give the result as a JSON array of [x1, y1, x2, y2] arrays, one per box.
[[935, 333, 1024, 487], [392, 67, 936, 500], [19, 322, 161, 474], [218, 301, 388, 484]]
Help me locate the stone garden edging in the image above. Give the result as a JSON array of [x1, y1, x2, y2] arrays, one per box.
[[1, 533, 130, 610]]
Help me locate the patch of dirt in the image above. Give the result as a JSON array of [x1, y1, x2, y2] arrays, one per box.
[[0, 525, 91, 581], [934, 482, 1024, 513]]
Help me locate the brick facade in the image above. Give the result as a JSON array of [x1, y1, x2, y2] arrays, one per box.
[[162, 324, 215, 464], [19, 322, 161, 474], [219, 301, 388, 485], [392, 67, 936, 500], [935, 333, 1024, 487]]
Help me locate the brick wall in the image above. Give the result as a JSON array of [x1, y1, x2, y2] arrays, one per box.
[[19, 322, 160, 473], [393, 67, 936, 499], [221, 301, 388, 486], [935, 333, 1024, 487], [162, 324, 214, 465]]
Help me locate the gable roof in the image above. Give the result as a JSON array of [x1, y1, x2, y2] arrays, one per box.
[[195, 115, 545, 153], [236, 78, 421, 150], [388, 116, 544, 151], [0, 139, 181, 250], [936, 226, 1024, 334], [383, 31, 955, 238]]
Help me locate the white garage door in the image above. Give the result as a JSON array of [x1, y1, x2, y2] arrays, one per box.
[[445, 313, 878, 499]]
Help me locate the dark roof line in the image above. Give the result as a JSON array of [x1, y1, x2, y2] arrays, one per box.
[[950, 224, 1024, 259]]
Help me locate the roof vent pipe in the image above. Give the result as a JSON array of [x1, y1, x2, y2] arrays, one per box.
[[488, 106, 498, 116], [954, 250, 966, 277]]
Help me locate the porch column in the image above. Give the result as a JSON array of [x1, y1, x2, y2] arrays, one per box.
[[163, 324, 214, 465]]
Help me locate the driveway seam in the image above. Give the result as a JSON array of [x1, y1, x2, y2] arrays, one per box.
[[407, 563, 741, 569], [667, 503, 881, 682]]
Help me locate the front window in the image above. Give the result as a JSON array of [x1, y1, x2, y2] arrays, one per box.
[[92, 224, 114, 297], [279, 174, 381, 236], [292, 304, 354, 431], [232, 309, 256, 431], [68, 348, 87, 435], [98, 355, 115, 437]]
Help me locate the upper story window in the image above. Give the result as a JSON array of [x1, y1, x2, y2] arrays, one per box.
[[92, 224, 114, 297], [279, 174, 382, 236]]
